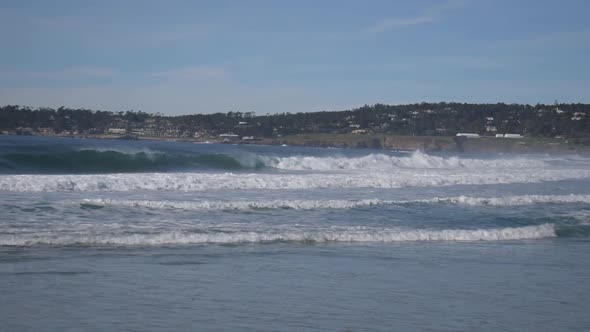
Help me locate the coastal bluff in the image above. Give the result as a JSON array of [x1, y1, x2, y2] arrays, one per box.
[[261, 133, 586, 154]]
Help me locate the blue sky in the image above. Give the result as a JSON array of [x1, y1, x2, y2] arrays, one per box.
[[0, 0, 589, 115]]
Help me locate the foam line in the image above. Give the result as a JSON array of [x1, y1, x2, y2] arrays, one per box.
[[2, 169, 589, 192], [81, 198, 385, 210], [429, 194, 590, 206], [0, 224, 556, 246], [260, 151, 547, 170]]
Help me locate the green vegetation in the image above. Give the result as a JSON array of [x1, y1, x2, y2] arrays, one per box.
[[1, 103, 588, 144]]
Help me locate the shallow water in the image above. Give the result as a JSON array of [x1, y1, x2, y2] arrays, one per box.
[[1, 136, 590, 331]]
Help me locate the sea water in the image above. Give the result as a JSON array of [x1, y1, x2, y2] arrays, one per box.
[[1, 135, 589, 331]]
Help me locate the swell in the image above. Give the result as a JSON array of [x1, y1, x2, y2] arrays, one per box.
[[0, 149, 258, 173], [0, 224, 556, 247]]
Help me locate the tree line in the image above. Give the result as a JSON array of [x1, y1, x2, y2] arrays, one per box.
[[0, 102, 588, 138]]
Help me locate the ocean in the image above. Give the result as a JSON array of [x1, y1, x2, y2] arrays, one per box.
[[1, 135, 589, 331]]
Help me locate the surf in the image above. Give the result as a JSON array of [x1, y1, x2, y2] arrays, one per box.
[[259, 150, 548, 171], [0, 224, 557, 247], [78, 194, 590, 212], [80, 198, 385, 211], [3, 168, 590, 192]]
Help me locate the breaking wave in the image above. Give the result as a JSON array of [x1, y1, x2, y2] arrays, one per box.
[[2, 169, 590, 192], [0, 224, 556, 247], [81, 198, 385, 210], [80, 194, 590, 212], [429, 194, 590, 206], [0, 149, 553, 174], [260, 151, 547, 170]]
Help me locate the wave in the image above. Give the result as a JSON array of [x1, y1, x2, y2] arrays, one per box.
[[80, 194, 590, 212], [259, 151, 548, 171], [81, 198, 384, 210], [0, 224, 556, 246], [2, 169, 590, 192], [0, 149, 554, 174], [427, 194, 590, 206], [0, 149, 258, 173]]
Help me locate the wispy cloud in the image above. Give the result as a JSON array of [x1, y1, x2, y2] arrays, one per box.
[[0, 7, 212, 51], [150, 65, 231, 82], [0, 82, 323, 115], [291, 63, 416, 74], [428, 55, 504, 69], [368, 0, 468, 33], [369, 15, 436, 33], [0, 66, 118, 81]]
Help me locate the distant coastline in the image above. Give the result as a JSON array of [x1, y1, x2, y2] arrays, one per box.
[[2, 131, 588, 155], [2, 102, 588, 154]]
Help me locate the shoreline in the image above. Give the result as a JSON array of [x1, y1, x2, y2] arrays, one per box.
[[2, 132, 589, 155]]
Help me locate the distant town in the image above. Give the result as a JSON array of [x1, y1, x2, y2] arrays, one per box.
[[1, 102, 588, 146]]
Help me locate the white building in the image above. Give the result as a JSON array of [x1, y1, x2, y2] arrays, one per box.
[[504, 133, 522, 138], [571, 112, 585, 121], [456, 133, 480, 138], [107, 128, 126, 135], [219, 133, 240, 143]]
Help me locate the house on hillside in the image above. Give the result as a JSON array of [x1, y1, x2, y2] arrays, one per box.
[[504, 133, 522, 138], [219, 133, 240, 143], [456, 133, 480, 138]]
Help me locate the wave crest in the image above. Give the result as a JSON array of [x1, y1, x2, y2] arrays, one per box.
[[2, 169, 589, 192], [81, 198, 384, 210], [0, 149, 255, 173], [0, 224, 556, 246], [260, 151, 547, 170], [79, 194, 590, 212], [430, 194, 590, 206]]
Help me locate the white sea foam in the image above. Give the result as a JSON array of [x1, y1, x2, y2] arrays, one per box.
[[2, 168, 589, 192], [80, 194, 590, 212], [0, 224, 556, 246], [426, 194, 590, 206], [81, 198, 385, 210], [260, 151, 547, 170]]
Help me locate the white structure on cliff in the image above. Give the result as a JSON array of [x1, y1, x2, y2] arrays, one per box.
[[456, 133, 480, 138]]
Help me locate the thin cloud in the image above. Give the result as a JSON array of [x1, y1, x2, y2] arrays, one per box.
[[0, 66, 118, 81], [150, 65, 231, 82], [0, 82, 321, 115], [369, 15, 437, 33], [0, 7, 212, 51], [368, 0, 468, 33], [428, 56, 504, 69], [292, 63, 416, 74]]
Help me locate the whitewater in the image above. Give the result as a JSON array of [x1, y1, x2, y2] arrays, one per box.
[[2, 135, 590, 331]]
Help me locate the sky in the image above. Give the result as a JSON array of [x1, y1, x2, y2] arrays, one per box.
[[0, 0, 589, 115]]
